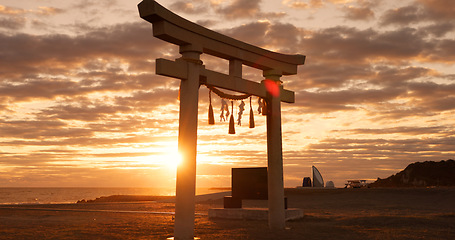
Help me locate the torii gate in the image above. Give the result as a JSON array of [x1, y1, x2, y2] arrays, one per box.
[[138, 1, 305, 239]]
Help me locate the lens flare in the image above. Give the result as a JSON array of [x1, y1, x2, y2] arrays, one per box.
[[264, 79, 280, 97]]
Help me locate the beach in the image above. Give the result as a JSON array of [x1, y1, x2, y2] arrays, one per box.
[[1, 188, 454, 239]]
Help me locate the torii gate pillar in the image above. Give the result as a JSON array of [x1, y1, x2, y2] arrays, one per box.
[[174, 44, 202, 239], [264, 70, 286, 229]]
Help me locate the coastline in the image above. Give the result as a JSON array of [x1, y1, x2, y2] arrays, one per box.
[[0, 187, 222, 205], [1, 187, 454, 239]]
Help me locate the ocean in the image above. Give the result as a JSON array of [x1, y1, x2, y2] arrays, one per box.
[[0, 187, 218, 205]]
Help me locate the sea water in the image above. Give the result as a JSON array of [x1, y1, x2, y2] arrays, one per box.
[[0, 187, 217, 205]]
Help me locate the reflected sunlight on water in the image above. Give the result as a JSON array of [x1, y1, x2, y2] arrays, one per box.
[[0, 187, 221, 205]]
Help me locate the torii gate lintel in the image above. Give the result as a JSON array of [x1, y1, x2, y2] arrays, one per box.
[[156, 58, 295, 103]]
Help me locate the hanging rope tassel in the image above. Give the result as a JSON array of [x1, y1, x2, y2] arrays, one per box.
[[208, 90, 215, 125], [249, 97, 255, 128], [261, 98, 267, 116], [229, 101, 235, 134], [238, 100, 245, 126], [257, 97, 262, 114], [220, 99, 228, 122]]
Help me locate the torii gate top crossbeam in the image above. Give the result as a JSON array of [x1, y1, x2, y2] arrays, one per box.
[[138, 0, 305, 76]]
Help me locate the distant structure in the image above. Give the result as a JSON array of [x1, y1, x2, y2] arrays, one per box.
[[312, 166, 324, 187], [299, 166, 332, 188], [302, 177, 312, 187], [345, 180, 368, 188], [325, 181, 335, 188]]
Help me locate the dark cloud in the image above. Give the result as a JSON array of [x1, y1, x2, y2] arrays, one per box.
[[421, 22, 455, 37], [215, 0, 261, 19], [423, 38, 455, 63], [114, 89, 179, 110], [222, 21, 300, 53], [291, 80, 455, 117], [258, 12, 287, 19], [380, 0, 455, 26], [0, 79, 85, 102], [295, 86, 406, 113], [407, 81, 455, 98], [0, 22, 175, 108], [296, 22, 449, 66], [417, 0, 455, 21], [300, 26, 434, 63], [170, 1, 208, 14], [40, 102, 132, 122], [405, 82, 455, 113], [0, 22, 168, 80], [342, 6, 375, 21], [291, 62, 373, 89], [72, 0, 119, 10], [213, 0, 284, 20], [222, 21, 269, 46], [333, 126, 452, 136], [307, 137, 455, 156], [380, 5, 422, 26], [0, 16, 26, 30], [425, 96, 455, 111], [263, 22, 301, 52], [372, 66, 433, 86], [0, 119, 83, 139], [0, 134, 176, 148], [195, 19, 218, 28]]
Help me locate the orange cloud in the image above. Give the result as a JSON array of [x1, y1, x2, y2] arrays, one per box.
[[0, 5, 25, 15]]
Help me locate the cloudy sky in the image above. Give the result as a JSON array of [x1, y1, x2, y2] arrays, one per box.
[[1, 0, 454, 189]]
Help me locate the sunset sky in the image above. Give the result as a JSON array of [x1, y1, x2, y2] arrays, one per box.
[[1, 0, 454, 189]]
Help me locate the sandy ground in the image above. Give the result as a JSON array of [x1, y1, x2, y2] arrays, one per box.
[[1, 187, 454, 239]]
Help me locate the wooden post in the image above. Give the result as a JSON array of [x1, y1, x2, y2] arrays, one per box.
[[229, 59, 242, 78], [174, 44, 202, 240], [264, 70, 286, 230]]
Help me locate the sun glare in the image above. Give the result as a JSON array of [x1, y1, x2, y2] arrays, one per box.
[[162, 151, 183, 170]]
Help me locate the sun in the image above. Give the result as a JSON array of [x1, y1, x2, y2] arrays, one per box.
[[141, 143, 183, 170], [162, 151, 183, 170]]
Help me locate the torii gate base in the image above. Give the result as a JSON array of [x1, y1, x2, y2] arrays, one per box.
[[208, 208, 304, 221], [138, 1, 305, 239]]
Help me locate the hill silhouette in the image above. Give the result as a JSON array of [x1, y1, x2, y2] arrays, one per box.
[[370, 159, 455, 187]]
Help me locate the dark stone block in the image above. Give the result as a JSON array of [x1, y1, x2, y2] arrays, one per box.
[[232, 167, 268, 200], [224, 196, 242, 208]]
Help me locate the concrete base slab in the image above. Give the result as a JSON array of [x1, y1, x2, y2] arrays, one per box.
[[208, 208, 303, 221]]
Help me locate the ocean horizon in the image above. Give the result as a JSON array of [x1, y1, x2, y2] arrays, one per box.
[[0, 187, 223, 205]]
